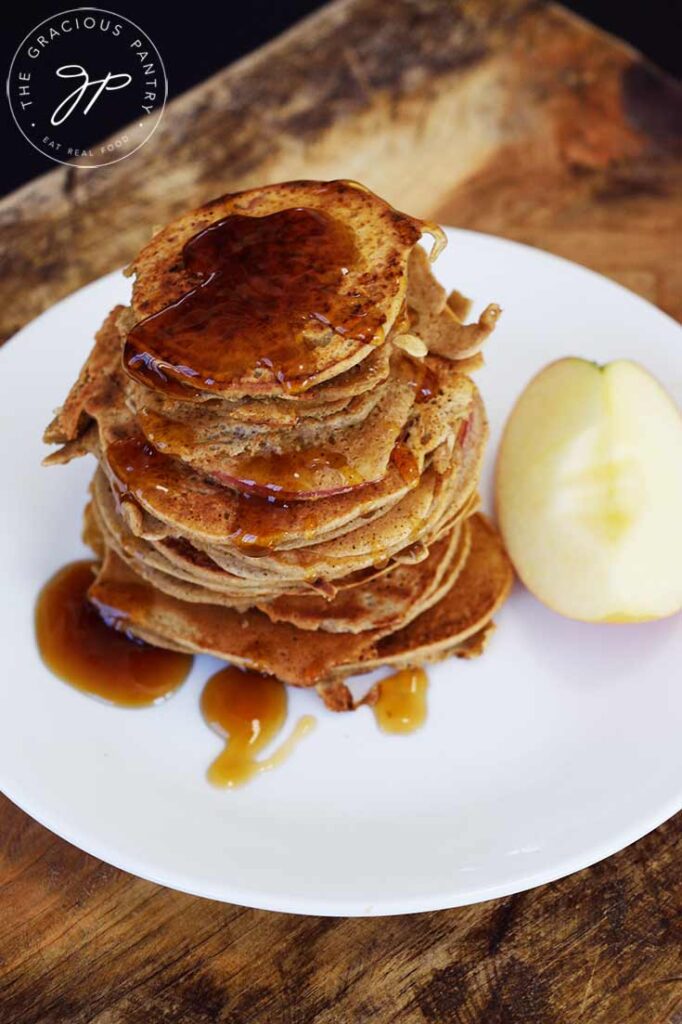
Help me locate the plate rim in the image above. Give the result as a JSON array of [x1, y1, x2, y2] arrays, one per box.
[[2, 775, 680, 916]]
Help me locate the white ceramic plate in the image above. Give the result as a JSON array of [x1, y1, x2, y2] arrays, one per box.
[[1, 229, 680, 917]]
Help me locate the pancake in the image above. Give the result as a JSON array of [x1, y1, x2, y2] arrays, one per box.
[[407, 245, 502, 361], [129, 367, 389, 438], [68, 349, 487, 600], [134, 355, 420, 498], [107, 368, 477, 544], [122, 180, 439, 399], [331, 515, 513, 673], [51, 376, 477, 569], [87, 515, 510, 687], [44, 307, 126, 448], [91, 440, 478, 590], [256, 523, 471, 633], [90, 467, 479, 617], [91, 483, 471, 636], [142, 401, 485, 580], [123, 336, 394, 427]]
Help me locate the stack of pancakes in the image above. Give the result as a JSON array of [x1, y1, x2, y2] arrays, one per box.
[[44, 180, 512, 710]]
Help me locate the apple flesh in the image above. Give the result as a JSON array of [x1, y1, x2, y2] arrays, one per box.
[[495, 358, 682, 622]]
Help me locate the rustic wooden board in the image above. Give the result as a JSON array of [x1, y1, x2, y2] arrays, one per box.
[[1, 1, 681, 1021]]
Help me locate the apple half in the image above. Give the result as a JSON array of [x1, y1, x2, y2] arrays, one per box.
[[495, 358, 682, 622]]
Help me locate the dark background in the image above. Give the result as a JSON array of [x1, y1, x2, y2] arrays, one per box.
[[3, 0, 680, 197]]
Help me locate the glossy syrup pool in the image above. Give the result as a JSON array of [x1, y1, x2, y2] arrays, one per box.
[[35, 560, 193, 707], [124, 206, 385, 394], [372, 667, 429, 734], [200, 665, 316, 787]]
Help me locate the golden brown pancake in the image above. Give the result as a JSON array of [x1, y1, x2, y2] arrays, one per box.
[[133, 358, 420, 498], [87, 515, 510, 687], [407, 245, 501, 360], [257, 524, 471, 633], [334, 515, 513, 672], [123, 332, 394, 424], [91, 486, 472, 636], [122, 180, 435, 398]]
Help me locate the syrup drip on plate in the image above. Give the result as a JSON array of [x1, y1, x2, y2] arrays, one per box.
[[35, 561, 193, 706], [124, 207, 386, 395], [200, 665, 316, 787], [372, 667, 428, 734]]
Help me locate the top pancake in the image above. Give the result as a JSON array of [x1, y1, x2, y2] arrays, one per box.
[[122, 180, 431, 399]]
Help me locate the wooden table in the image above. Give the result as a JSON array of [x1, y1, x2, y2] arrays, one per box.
[[1, 2, 680, 1020]]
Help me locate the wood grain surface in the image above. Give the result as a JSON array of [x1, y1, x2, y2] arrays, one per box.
[[1, 1, 681, 1021]]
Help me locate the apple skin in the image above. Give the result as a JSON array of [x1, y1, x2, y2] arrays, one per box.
[[495, 358, 682, 623]]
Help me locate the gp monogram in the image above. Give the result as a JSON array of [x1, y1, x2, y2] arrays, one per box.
[[50, 67, 134, 127], [7, 8, 167, 169]]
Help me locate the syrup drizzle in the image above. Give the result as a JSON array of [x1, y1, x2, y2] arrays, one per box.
[[212, 447, 365, 499], [390, 443, 420, 487], [124, 207, 386, 395], [137, 408, 366, 498], [200, 665, 316, 787], [106, 435, 292, 551]]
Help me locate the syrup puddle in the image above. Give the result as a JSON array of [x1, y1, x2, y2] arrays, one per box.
[[371, 667, 428, 734], [35, 565, 423, 782], [200, 665, 316, 787], [35, 560, 193, 707]]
